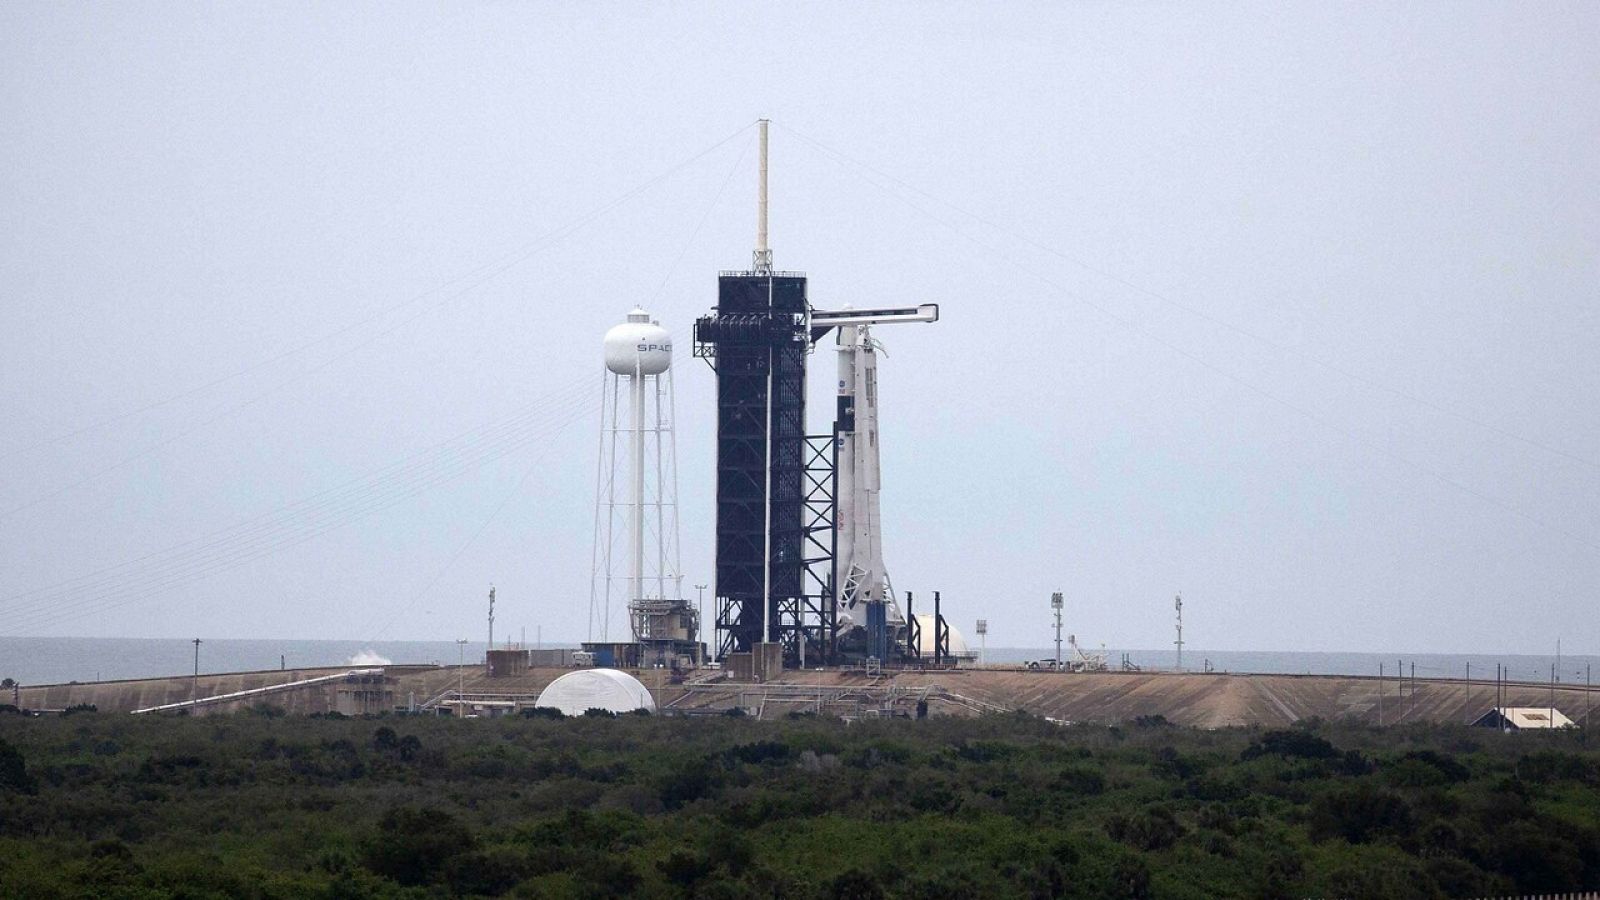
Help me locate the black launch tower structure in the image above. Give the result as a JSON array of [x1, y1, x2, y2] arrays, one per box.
[[693, 272, 838, 665]]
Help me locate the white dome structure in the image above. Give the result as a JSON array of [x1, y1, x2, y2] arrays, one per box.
[[603, 308, 672, 376], [912, 614, 975, 662], [535, 668, 657, 716]]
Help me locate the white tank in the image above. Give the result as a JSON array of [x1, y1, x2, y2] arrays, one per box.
[[912, 613, 975, 661], [534, 668, 657, 716], [604, 308, 672, 375]]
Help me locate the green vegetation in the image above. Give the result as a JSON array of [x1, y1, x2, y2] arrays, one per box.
[[1, 710, 1597, 898]]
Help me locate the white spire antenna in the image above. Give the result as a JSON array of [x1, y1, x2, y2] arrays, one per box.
[[753, 118, 773, 274]]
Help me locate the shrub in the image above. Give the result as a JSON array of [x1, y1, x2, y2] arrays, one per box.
[[1109, 856, 1152, 899], [1106, 805, 1185, 851], [362, 806, 474, 886], [0, 738, 36, 794], [827, 868, 886, 900], [371, 726, 397, 751], [723, 740, 793, 766], [1241, 729, 1339, 761], [1396, 749, 1470, 784], [1308, 783, 1414, 843]]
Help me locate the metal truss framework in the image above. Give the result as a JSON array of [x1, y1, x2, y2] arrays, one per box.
[[696, 273, 811, 661]]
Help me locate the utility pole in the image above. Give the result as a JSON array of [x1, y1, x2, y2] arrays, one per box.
[[191, 638, 202, 712], [1174, 594, 1184, 672], [1051, 592, 1063, 671], [694, 583, 708, 665], [1377, 662, 1383, 726]]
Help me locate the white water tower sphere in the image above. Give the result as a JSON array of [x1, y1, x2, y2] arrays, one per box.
[[604, 308, 672, 375]]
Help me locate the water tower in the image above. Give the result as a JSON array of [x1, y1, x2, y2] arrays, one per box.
[[588, 308, 697, 666]]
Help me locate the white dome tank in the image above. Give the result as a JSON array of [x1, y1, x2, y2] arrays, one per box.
[[604, 308, 671, 376], [535, 668, 657, 716], [912, 613, 975, 662]]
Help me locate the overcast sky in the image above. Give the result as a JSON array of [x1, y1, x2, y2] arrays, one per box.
[[2, 2, 1596, 655]]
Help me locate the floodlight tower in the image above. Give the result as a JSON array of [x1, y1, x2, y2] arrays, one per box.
[[589, 308, 694, 665]]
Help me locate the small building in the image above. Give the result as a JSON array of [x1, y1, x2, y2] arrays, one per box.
[[485, 649, 529, 679], [530, 648, 579, 668], [1472, 706, 1576, 730]]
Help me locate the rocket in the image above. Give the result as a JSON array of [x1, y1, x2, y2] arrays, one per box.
[[834, 323, 905, 631]]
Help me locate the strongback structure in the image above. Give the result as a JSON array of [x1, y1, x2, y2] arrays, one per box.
[[694, 119, 939, 668]]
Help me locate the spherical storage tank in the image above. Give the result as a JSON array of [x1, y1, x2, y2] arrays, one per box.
[[604, 308, 671, 376], [534, 668, 657, 716]]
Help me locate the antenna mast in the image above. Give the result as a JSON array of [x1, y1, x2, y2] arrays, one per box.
[[753, 118, 772, 274]]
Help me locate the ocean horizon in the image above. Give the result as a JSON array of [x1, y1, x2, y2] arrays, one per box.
[[2, 635, 1594, 688]]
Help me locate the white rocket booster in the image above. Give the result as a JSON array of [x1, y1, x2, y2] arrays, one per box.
[[834, 323, 905, 630]]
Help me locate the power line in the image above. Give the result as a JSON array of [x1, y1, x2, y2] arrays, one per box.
[[781, 124, 1600, 557], [777, 122, 1600, 474], [1, 375, 594, 605], [4, 312, 693, 635], [0, 119, 759, 486], [1, 384, 597, 633], [364, 413, 585, 645]]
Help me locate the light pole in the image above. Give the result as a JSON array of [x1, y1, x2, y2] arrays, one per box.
[[455, 638, 467, 718], [1174, 594, 1184, 672], [191, 638, 202, 712], [694, 583, 708, 665]]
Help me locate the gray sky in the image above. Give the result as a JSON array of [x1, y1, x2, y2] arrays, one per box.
[[2, 2, 1596, 655]]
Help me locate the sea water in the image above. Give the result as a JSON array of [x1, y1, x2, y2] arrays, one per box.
[[0, 636, 1593, 687]]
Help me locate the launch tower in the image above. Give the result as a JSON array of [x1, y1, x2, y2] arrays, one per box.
[[694, 120, 938, 667]]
